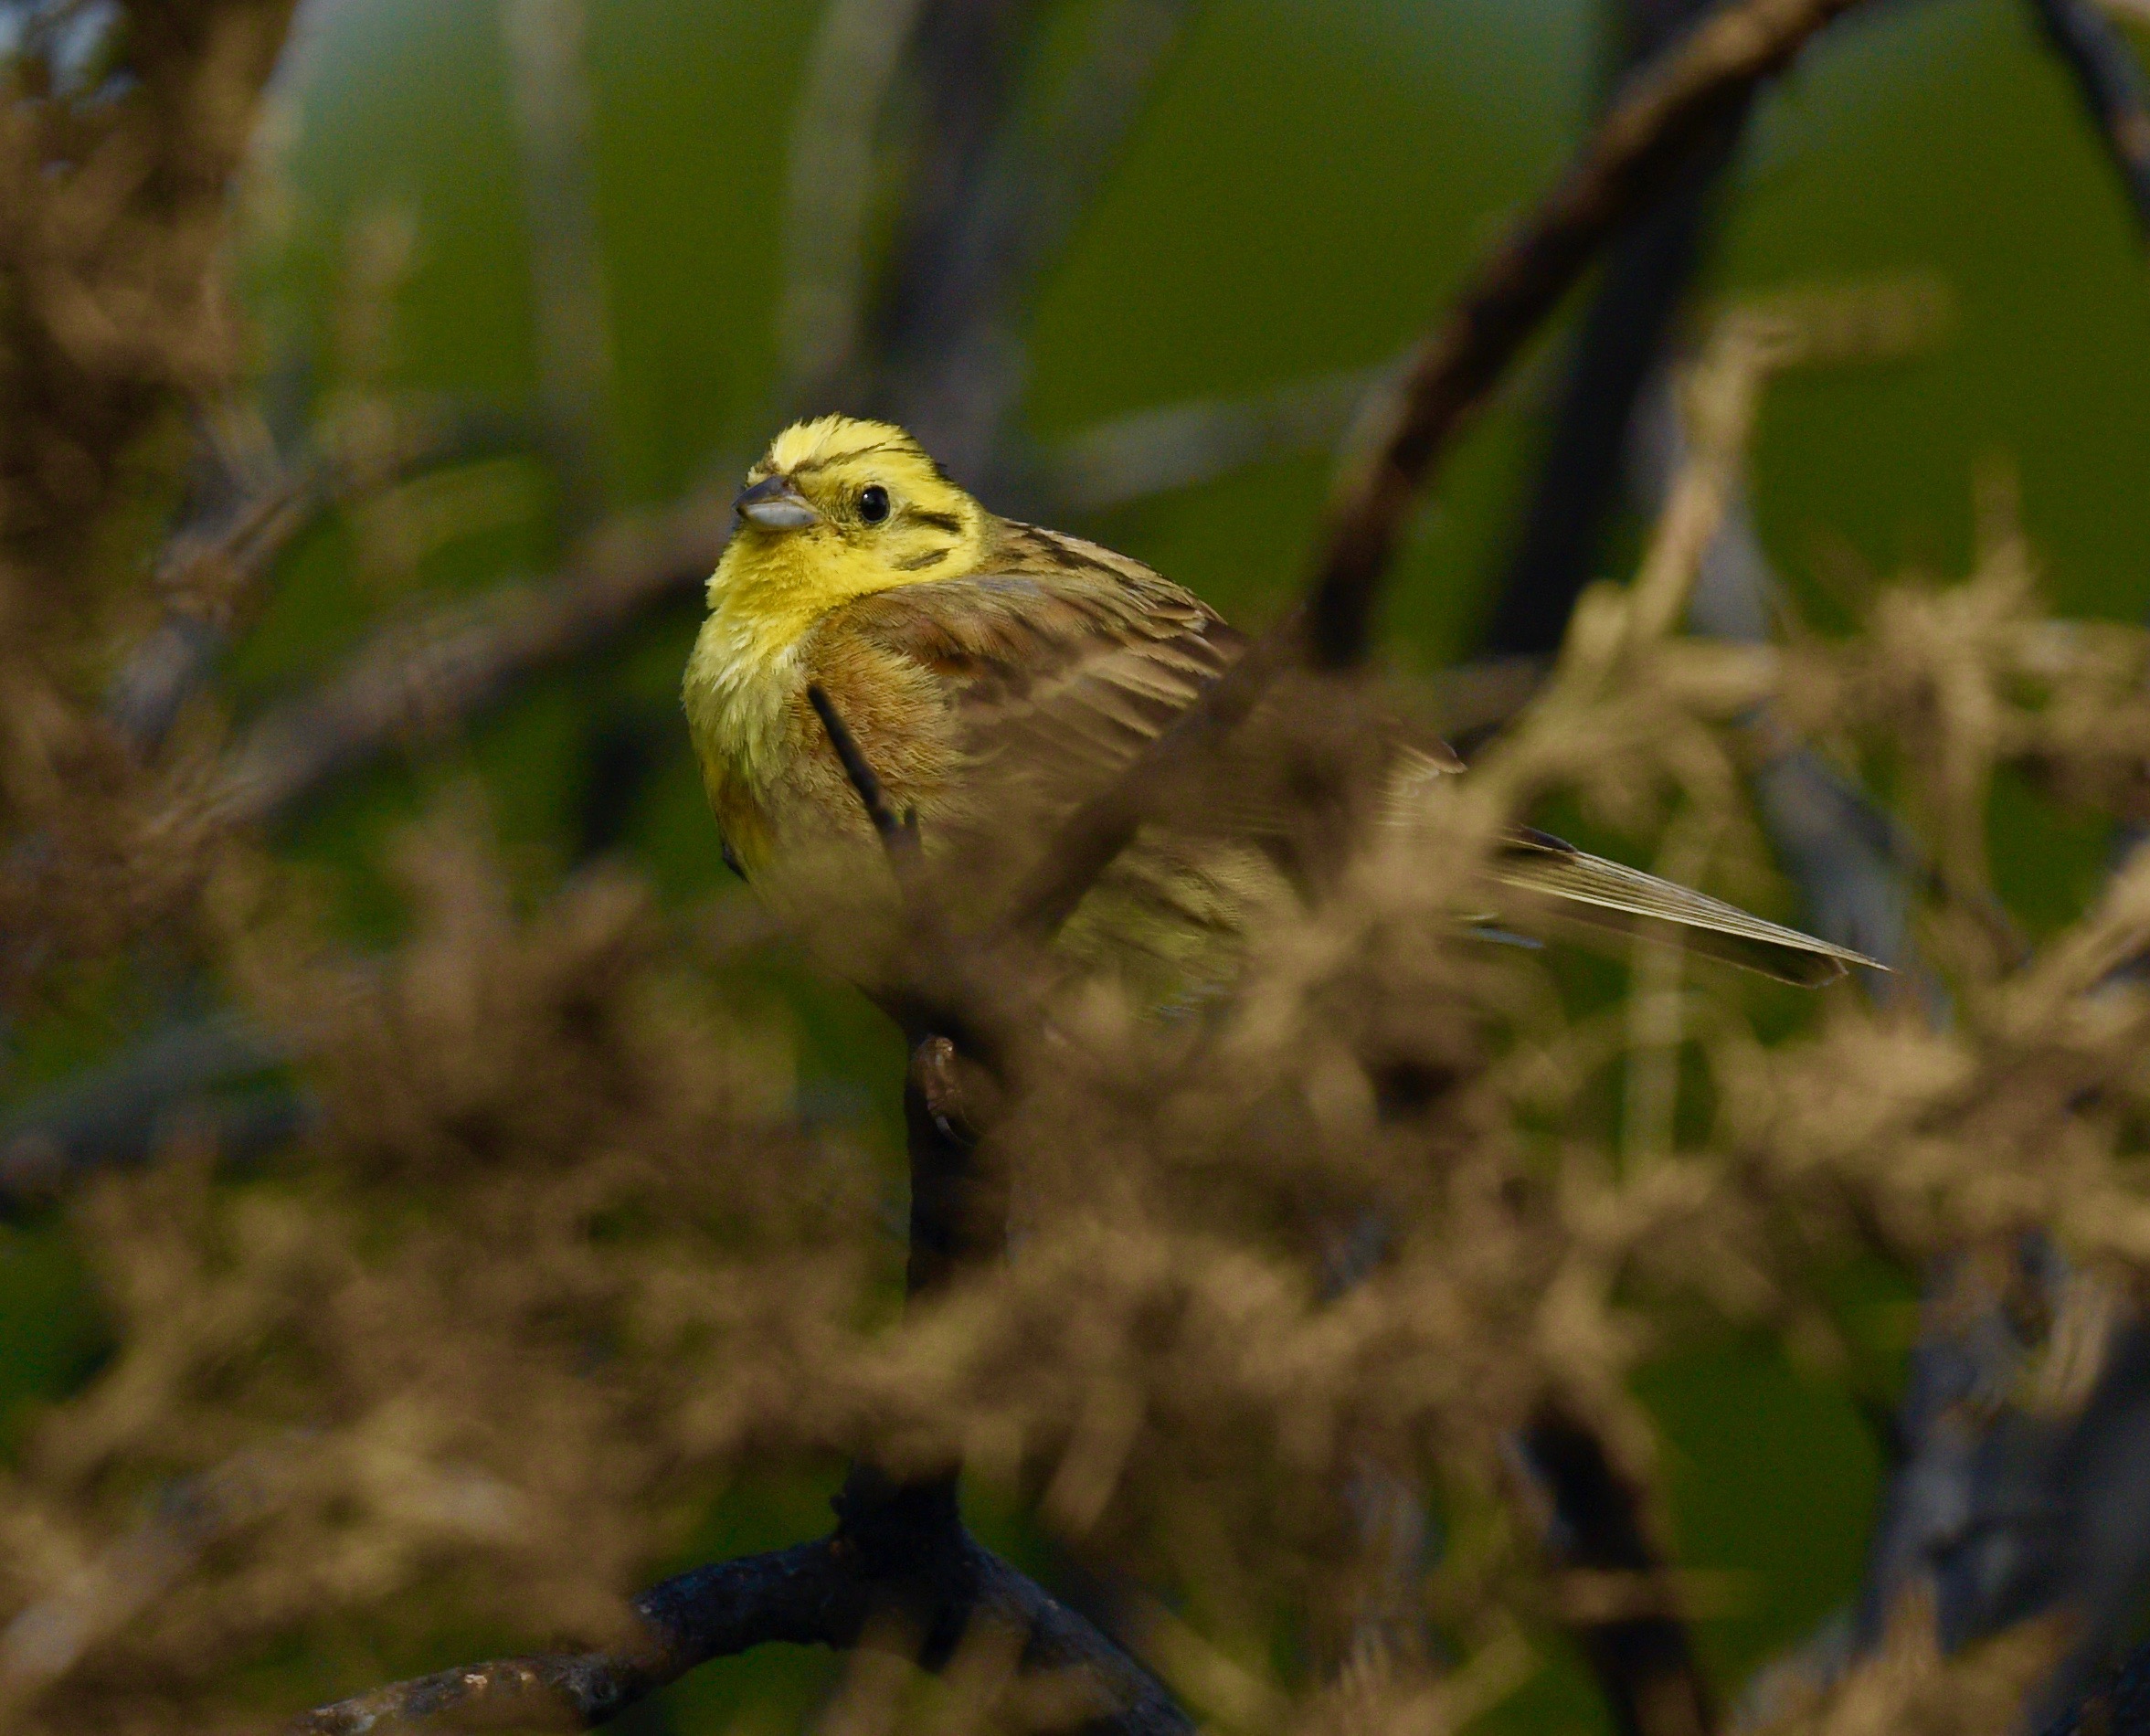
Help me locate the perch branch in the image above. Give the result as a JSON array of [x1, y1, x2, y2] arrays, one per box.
[[1002, 0, 1871, 945], [290, 1508, 1188, 1736], [2029, 0, 2150, 236], [1520, 1413, 1715, 1736]]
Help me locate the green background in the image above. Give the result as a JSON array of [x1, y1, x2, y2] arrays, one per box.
[[16, 0, 2150, 1723]]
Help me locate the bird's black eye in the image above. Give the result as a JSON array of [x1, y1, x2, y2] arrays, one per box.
[[858, 484, 891, 524]]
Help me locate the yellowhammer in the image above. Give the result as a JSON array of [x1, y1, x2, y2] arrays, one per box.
[[683, 415, 1875, 1000]]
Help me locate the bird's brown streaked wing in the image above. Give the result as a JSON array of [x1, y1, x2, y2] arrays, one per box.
[[1493, 829, 1883, 986], [829, 522, 1244, 817]]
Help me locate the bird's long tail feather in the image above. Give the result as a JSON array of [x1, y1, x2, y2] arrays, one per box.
[[1491, 828, 1883, 986]]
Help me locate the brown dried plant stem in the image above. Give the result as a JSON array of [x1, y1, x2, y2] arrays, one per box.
[[1003, 0, 1873, 947], [288, 698, 1183, 1736]]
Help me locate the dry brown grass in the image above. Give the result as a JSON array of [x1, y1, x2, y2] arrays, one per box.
[[1, 6, 2149, 1734]]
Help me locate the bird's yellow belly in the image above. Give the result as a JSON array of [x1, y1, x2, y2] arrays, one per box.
[[683, 610, 809, 877]]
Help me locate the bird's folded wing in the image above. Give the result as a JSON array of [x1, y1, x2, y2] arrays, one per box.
[[825, 521, 1243, 825]]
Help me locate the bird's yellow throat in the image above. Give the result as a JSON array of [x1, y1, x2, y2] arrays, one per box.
[[682, 416, 991, 870], [702, 415, 988, 647]]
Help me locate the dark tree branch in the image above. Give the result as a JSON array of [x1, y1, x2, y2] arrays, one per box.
[[0, 902, 781, 1212], [1001, 0, 1871, 947], [290, 1508, 1189, 1736], [882, 0, 1201, 483], [0, 1011, 293, 1211], [1482, 0, 1750, 657], [208, 494, 730, 830], [777, 0, 934, 408], [1819, 16, 2150, 1729], [865, 0, 1038, 452], [2028, 0, 2150, 236], [1521, 1414, 1715, 1736], [1304, 0, 1860, 670], [285, 694, 1161, 1735], [111, 408, 534, 754], [1033, 368, 1378, 518]]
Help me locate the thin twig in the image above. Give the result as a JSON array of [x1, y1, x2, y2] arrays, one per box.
[[209, 492, 730, 829], [777, 0, 934, 408], [502, 0, 615, 524], [0, 901, 779, 1209], [2030, 0, 2150, 235], [804, 684, 1011, 1064], [884, 0, 1202, 481], [1306, 0, 1862, 667], [1001, 0, 1870, 946], [1035, 368, 1378, 518], [111, 409, 534, 752]]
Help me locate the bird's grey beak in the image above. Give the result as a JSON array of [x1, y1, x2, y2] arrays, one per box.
[[735, 474, 819, 530]]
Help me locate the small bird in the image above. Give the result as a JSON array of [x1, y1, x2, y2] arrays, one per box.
[[683, 415, 1876, 1000]]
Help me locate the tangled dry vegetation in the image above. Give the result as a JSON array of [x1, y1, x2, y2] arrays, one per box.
[[10, 360, 2150, 1736], [9, 5, 2150, 1736]]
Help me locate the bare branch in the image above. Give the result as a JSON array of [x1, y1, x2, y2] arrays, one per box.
[[1001, 0, 1871, 946], [2029, 0, 2150, 236], [0, 1010, 292, 1209], [290, 1508, 1186, 1736], [208, 493, 730, 829], [1035, 369, 1377, 518], [111, 408, 533, 753], [503, 0, 615, 524], [0, 897, 779, 1209], [777, 0, 934, 408], [287, 1021, 1166, 1736], [884, 0, 1202, 481], [1520, 1413, 1716, 1736], [1305, 0, 1864, 668], [866, 0, 1036, 438], [1483, 0, 1749, 660]]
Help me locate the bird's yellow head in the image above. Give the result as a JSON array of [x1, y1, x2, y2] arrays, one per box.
[[705, 417, 989, 634]]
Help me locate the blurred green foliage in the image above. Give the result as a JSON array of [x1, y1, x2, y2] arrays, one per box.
[[16, 0, 2150, 1722]]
